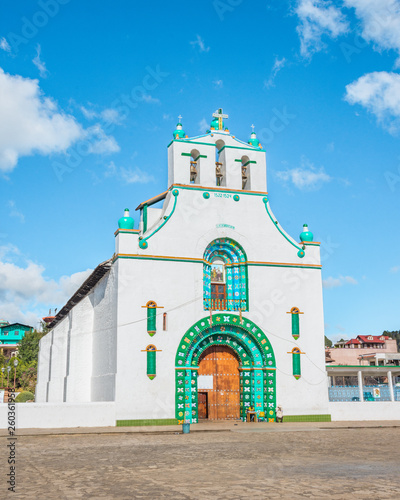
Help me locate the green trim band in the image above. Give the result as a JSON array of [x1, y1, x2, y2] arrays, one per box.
[[174, 184, 267, 197], [248, 262, 321, 269], [180, 152, 208, 160], [168, 140, 217, 148], [235, 159, 257, 166], [116, 419, 178, 427], [142, 204, 148, 233], [140, 190, 179, 249], [283, 414, 331, 422], [263, 197, 304, 257], [113, 254, 321, 269], [218, 145, 260, 154]]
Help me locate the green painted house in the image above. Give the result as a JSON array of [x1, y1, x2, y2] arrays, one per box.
[[0, 322, 33, 345]]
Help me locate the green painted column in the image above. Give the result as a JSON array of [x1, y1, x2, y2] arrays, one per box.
[[292, 313, 300, 340], [142, 345, 160, 380], [292, 349, 301, 380], [142, 203, 148, 233], [147, 306, 156, 336], [288, 307, 302, 340], [147, 349, 156, 380]]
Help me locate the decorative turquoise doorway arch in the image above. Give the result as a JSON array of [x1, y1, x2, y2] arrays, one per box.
[[175, 314, 276, 424]]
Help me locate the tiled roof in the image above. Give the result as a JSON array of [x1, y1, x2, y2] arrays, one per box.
[[357, 335, 386, 344]]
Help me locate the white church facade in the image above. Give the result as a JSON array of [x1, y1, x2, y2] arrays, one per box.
[[36, 110, 331, 425]]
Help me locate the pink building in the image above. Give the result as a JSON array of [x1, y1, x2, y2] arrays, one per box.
[[326, 335, 399, 366]]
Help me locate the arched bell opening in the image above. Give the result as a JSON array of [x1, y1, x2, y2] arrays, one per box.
[[190, 148, 200, 184], [241, 155, 251, 190], [215, 139, 226, 187]]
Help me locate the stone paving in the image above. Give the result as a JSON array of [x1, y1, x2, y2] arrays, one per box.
[[2, 422, 400, 499]]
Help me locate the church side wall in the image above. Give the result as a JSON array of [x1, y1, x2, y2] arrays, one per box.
[[35, 332, 52, 402], [91, 266, 118, 401], [46, 317, 69, 403], [64, 295, 94, 402]]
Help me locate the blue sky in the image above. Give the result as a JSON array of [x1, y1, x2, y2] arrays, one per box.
[[0, 0, 399, 342]]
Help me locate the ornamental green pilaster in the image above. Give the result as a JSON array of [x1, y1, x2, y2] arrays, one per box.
[[142, 345, 162, 380], [142, 301, 164, 336], [287, 307, 303, 340], [142, 204, 148, 233], [289, 347, 304, 380]]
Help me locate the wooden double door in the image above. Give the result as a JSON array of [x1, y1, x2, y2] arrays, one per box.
[[198, 345, 240, 420]]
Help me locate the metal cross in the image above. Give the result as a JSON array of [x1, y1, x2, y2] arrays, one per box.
[[251, 124, 255, 132], [178, 114, 182, 123], [212, 108, 229, 130]]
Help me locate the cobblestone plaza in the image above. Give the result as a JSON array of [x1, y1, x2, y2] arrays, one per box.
[[2, 422, 400, 499]]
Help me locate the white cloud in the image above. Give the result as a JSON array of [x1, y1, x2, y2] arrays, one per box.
[[163, 113, 172, 121], [198, 118, 209, 133], [80, 105, 98, 120], [295, 0, 349, 57], [190, 35, 210, 53], [142, 94, 160, 104], [343, 0, 400, 66], [120, 166, 155, 184], [84, 125, 120, 154], [105, 161, 154, 184], [81, 105, 124, 124], [0, 245, 92, 325], [264, 57, 287, 88], [213, 79, 223, 89], [100, 108, 122, 124], [390, 265, 400, 273], [345, 71, 400, 133], [32, 44, 48, 78], [323, 275, 358, 289], [275, 157, 332, 190], [0, 68, 83, 173], [7, 200, 25, 223], [0, 244, 20, 261], [0, 37, 11, 52], [327, 332, 350, 344]]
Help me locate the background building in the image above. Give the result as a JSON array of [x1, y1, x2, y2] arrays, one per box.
[[326, 335, 399, 366], [0, 321, 33, 358]]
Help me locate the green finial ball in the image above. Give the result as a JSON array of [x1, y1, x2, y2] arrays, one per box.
[[300, 224, 314, 242], [118, 209, 134, 230], [173, 123, 185, 139]]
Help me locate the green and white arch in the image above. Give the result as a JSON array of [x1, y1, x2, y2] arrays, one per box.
[[175, 314, 276, 424]]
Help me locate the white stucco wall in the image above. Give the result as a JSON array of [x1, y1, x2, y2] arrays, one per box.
[[0, 402, 115, 429], [329, 402, 400, 421], [35, 331, 52, 402], [46, 319, 68, 403], [91, 268, 118, 402], [64, 295, 94, 402]]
